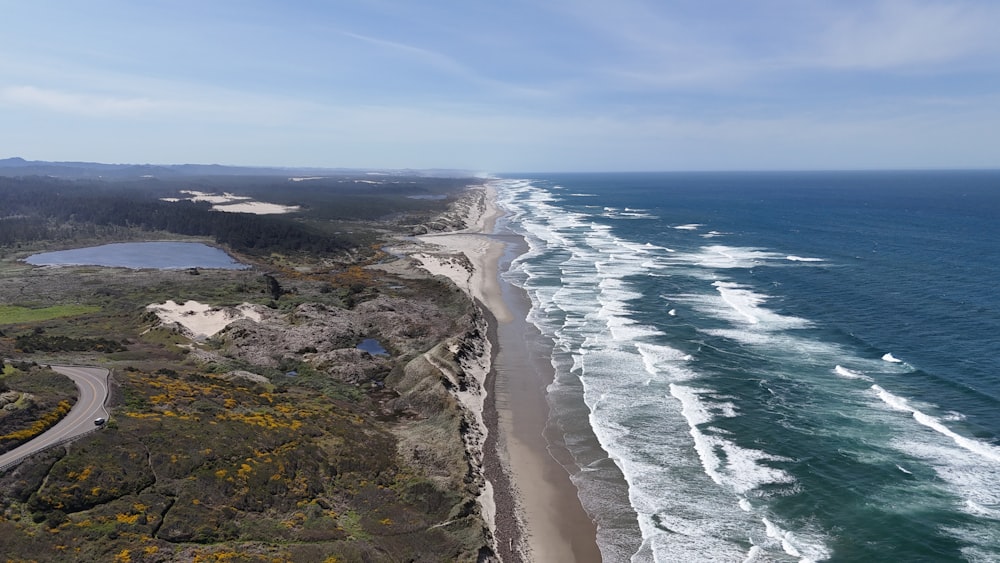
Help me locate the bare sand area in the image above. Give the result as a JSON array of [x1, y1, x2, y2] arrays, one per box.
[[161, 190, 301, 214], [407, 184, 602, 562], [145, 300, 263, 340]]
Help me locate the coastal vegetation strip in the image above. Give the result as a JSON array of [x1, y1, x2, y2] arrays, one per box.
[[0, 400, 72, 444]]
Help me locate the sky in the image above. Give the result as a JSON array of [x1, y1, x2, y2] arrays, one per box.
[[2, 0, 1000, 172]]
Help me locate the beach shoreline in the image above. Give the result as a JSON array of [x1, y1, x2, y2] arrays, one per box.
[[409, 183, 602, 562]]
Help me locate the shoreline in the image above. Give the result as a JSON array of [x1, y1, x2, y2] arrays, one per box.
[[408, 183, 601, 562]]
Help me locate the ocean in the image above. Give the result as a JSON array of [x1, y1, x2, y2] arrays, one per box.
[[494, 171, 1000, 562]]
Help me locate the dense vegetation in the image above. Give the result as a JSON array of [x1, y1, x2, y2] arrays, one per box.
[[0, 364, 78, 455], [0, 174, 467, 257], [0, 172, 494, 561], [14, 330, 127, 354], [0, 366, 480, 561]]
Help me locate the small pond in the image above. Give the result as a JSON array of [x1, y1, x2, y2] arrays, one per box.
[[357, 338, 388, 356], [25, 242, 248, 270]]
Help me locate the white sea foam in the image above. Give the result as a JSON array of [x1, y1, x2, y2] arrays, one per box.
[[636, 342, 697, 383], [674, 223, 703, 230], [834, 365, 873, 381], [670, 245, 827, 271], [497, 179, 833, 562], [670, 384, 796, 495], [762, 517, 831, 562], [964, 500, 1000, 519], [620, 211, 658, 219], [742, 545, 763, 562], [882, 353, 902, 363], [714, 282, 766, 324], [864, 380, 1000, 553], [684, 245, 781, 269], [675, 282, 811, 335], [872, 385, 1000, 464], [786, 255, 824, 262]]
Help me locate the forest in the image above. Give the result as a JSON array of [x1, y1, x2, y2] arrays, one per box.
[[0, 174, 468, 256]]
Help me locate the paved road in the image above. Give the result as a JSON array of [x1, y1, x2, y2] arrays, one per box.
[[0, 365, 110, 471]]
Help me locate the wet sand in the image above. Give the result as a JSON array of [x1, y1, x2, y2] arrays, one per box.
[[490, 232, 602, 562]]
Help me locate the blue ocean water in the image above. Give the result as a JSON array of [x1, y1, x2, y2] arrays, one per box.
[[495, 172, 1000, 562]]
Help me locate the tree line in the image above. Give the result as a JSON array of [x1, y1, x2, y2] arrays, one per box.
[[0, 176, 355, 255]]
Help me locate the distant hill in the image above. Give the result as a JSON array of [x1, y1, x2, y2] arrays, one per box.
[[0, 157, 477, 180]]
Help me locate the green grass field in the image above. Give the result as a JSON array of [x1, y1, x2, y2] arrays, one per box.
[[0, 304, 101, 325]]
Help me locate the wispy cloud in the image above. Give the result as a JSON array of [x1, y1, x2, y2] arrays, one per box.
[[0, 85, 162, 117], [341, 31, 466, 75], [340, 30, 554, 99], [813, 0, 1000, 70], [553, 0, 1000, 93]]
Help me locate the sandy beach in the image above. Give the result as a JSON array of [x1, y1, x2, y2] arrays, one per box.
[[411, 184, 602, 562]]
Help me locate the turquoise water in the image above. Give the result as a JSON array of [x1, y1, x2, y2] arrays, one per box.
[[26, 241, 247, 269], [497, 172, 1000, 562]]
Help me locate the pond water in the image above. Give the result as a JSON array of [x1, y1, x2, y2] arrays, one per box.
[[25, 242, 248, 270], [356, 338, 388, 355]]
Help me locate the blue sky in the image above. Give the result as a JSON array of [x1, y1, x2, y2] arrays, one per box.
[[2, 0, 999, 172]]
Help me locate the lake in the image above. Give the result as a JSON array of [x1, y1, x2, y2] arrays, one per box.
[[25, 242, 248, 270]]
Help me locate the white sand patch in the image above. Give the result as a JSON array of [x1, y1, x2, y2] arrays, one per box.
[[414, 184, 511, 322], [179, 190, 252, 204], [161, 190, 300, 215], [146, 300, 262, 340], [411, 251, 473, 291], [211, 201, 301, 215]]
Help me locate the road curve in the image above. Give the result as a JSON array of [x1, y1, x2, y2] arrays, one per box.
[[0, 365, 110, 471]]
